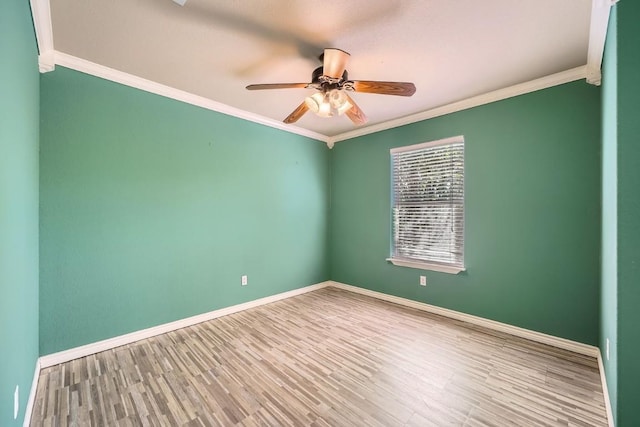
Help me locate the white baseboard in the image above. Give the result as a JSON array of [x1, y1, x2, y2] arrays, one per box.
[[31, 279, 612, 427], [329, 281, 599, 358], [331, 281, 614, 426], [597, 350, 616, 427], [23, 358, 40, 427], [38, 279, 601, 364], [39, 281, 331, 368]]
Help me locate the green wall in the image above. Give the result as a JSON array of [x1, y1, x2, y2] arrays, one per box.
[[599, 3, 640, 424], [15, 3, 628, 423], [39, 67, 330, 354], [330, 81, 601, 345], [600, 6, 618, 423], [615, 1, 640, 425], [0, 1, 40, 425]]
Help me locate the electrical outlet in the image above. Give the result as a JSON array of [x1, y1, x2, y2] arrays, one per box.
[[606, 338, 610, 361], [241, 275, 248, 286], [14, 385, 19, 419], [419, 276, 427, 286]]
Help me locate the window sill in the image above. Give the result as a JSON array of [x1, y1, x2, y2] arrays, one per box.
[[386, 258, 466, 274]]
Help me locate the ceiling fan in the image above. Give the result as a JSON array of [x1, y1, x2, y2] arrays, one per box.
[[246, 48, 416, 126]]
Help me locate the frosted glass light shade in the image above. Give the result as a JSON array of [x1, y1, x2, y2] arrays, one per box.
[[317, 98, 333, 117], [329, 89, 353, 115], [304, 92, 325, 113], [304, 89, 358, 118]]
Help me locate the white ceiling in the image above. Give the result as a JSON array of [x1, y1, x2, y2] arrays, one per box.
[[36, 0, 604, 141]]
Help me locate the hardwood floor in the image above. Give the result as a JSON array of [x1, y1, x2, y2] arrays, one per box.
[[30, 288, 608, 426]]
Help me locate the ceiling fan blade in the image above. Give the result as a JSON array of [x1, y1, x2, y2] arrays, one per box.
[[283, 102, 309, 124], [323, 48, 350, 79], [344, 94, 367, 126], [246, 83, 310, 90], [351, 80, 416, 96]]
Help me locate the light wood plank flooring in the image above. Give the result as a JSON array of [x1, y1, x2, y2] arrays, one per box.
[[30, 288, 608, 426]]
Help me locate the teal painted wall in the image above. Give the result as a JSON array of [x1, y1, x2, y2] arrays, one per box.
[[39, 67, 330, 355], [330, 81, 601, 345], [616, 1, 640, 425], [0, 1, 40, 425], [600, 6, 618, 423]]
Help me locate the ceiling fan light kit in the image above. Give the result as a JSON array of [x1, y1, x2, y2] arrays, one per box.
[[304, 89, 353, 118], [305, 92, 333, 117], [246, 48, 416, 126]]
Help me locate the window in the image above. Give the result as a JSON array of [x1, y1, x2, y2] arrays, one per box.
[[388, 136, 465, 274]]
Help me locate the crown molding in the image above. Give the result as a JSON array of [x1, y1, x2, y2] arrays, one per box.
[[38, 51, 55, 73], [52, 52, 329, 143], [30, 0, 55, 72], [329, 65, 588, 144], [45, 52, 593, 149], [31, 0, 607, 148], [586, 0, 616, 86]]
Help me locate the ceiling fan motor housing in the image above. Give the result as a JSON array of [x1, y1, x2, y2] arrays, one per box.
[[312, 66, 349, 91]]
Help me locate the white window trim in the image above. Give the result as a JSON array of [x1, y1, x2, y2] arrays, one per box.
[[389, 135, 466, 274], [386, 258, 466, 274], [389, 135, 464, 154]]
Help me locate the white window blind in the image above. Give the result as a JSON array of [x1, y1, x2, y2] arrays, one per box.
[[390, 136, 465, 271]]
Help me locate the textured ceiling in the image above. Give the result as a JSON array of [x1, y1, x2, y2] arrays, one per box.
[[48, 0, 592, 138]]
